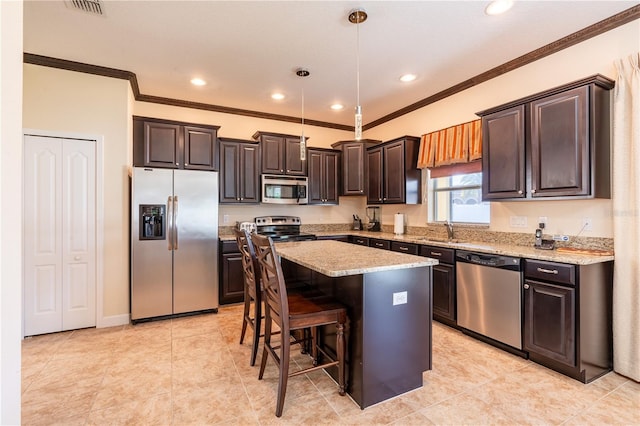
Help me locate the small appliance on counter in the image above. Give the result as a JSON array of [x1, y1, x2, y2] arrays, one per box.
[[237, 221, 256, 234], [365, 206, 381, 231]]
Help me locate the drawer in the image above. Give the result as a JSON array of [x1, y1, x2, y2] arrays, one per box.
[[525, 259, 575, 286], [391, 241, 419, 255], [350, 236, 370, 246], [419, 245, 454, 264], [220, 239, 240, 254], [369, 238, 391, 250]]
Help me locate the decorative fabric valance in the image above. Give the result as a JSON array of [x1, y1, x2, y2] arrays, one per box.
[[417, 119, 482, 169]]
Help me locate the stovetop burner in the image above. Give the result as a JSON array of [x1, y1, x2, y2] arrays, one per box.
[[254, 216, 316, 242]]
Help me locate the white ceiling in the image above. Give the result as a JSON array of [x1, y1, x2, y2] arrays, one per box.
[[23, 1, 638, 128]]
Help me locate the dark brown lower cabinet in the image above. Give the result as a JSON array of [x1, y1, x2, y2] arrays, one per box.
[[219, 240, 244, 305], [523, 259, 613, 383], [419, 245, 456, 326], [523, 280, 575, 366]]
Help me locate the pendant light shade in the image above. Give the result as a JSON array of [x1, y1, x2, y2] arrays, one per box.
[[296, 68, 310, 160], [349, 8, 367, 140]]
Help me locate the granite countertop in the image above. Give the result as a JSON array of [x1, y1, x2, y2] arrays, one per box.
[[275, 240, 438, 277], [311, 231, 614, 265], [220, 230, 614, 265]]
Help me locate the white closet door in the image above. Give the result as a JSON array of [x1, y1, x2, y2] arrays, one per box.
[[24, 135, 96, 336]]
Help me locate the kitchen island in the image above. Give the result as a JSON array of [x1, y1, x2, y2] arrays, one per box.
[[275, 240, 438, 409]]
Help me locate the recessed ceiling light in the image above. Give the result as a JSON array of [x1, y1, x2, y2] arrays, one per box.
[[331, 104, 344, 111], [271, 93, 285, 100], [485, 0, 513, 16], [400, 74, 417, 83], [190, 78, 206, 86]]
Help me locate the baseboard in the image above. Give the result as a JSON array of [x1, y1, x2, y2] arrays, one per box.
[[97, 313, 130, 328]]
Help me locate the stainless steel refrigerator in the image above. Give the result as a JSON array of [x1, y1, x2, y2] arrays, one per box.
[[131, 167, 218, 321]]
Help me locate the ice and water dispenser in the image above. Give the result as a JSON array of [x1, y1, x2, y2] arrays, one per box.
[[139, 204, 165, 240]]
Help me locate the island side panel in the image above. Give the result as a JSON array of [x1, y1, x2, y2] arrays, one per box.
[[360, 266, 432, 408]]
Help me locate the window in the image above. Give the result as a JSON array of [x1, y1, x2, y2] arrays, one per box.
[[430, 172, 489, 224]]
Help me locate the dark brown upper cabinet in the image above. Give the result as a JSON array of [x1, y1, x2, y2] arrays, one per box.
[[366, 136, 421, 204], [219, 137, 261, 204], [133, 116, 219, 171], [308, 148, 340, 205], [477, 75, 614, 201], [252, 131, 306, 176], [331, 139, 380, 196]]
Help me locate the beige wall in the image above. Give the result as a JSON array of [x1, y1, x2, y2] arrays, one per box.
[[364, 20, 640, 238], [23, 64, 131, 318], [20, 19, 639, 325]]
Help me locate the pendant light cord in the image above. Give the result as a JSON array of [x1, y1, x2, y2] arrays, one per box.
[[356, 15, 361, 108]]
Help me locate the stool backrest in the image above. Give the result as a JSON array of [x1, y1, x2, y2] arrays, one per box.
[[250, 234, 289, 330], [233, 228, 261, 299]]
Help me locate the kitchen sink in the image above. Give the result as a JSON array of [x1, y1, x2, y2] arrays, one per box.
[[415, 237, 460, 244]]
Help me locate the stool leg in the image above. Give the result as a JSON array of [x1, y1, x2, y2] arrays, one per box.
[[239, 291, 250, 345], [250, 299, 261, 366], [258, 314, 271, 380], [311, 326, 318, 366], [337, 322, 345, 396], [276, 331, 290, 417]]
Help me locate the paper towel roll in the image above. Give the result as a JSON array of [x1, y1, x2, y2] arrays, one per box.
[[394, 213, 404, 235]]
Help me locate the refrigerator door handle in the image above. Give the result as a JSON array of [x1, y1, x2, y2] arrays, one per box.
[[167, 196, 174, 250], [173, 195, 179, 250]]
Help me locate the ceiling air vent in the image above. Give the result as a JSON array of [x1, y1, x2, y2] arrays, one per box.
[[65, 0, 104, 16]]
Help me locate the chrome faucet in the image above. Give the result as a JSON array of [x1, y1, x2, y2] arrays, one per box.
[[444, 221, 454, 240]]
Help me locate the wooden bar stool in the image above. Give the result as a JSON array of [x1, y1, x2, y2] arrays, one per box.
[[250, 233, 347, 417], [233, 228, 262, 366]]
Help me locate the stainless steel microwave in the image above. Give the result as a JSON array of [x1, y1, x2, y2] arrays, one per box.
[[261, 175, 308, 204]]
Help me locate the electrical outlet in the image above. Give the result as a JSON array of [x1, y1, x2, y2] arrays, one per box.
[[223, 214, 229, 224], [510, 216, 528, 228], [582, 217, 593, 231], [538, 216, 548, 226], [392, 291, 407, 306]]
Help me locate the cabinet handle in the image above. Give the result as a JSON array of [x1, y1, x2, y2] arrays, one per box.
[[537, 267, 559, 275], [176, 162, 180, 166], [360, 190, 363, 193], [518, 190, 523, 194], [375, 243, 383, 247], [399, 247, 408, 251], [524, 284, 530, 290], [429, 252, 442, 256], [531, 189, 536, 194]]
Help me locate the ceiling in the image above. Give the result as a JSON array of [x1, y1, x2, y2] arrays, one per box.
[[23, 1, 639, 129]]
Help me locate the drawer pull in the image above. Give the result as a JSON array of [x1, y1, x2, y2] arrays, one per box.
[[429, 252, 442, 256], [537, 267, 559, 275], [375, 243, 384, 247], [524, 284, 530, 290], [399, 247, 408, 251]]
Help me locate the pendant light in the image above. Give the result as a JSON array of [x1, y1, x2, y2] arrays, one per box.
[[296, 68, 310, 160], [349, 8, 367, 140]]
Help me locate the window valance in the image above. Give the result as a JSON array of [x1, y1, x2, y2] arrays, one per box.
[[417, 119, 482, 169]]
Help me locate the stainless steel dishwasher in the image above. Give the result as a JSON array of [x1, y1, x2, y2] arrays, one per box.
[[456, 250, 523, 350]]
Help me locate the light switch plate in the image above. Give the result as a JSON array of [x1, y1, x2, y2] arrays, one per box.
[[393, 291, 407, 306]]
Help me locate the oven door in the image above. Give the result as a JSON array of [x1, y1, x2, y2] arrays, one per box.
[[261, 175, 308, 204]]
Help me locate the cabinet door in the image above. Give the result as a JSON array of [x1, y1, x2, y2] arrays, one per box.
[[240, 143, 260, 203], [366, 147, 383, 204], [261, 135, 285, 174], [183, 126, 217, 171], [482, 105, 526, 200], [383, 141, 406, 203], [324, 151, 339, 204], [220, 252, 245, 305], [432, 263, 455, 324], [143, 121, 181, 168], [530, 86, 589, 197], [285, 137, 306, 175], [219, 141, 241, 203], [342, 143, 367, 195], [524, 280, 576, 366], [307, 150, 324, 204]]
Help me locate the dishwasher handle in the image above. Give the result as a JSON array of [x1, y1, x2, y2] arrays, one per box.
[[456, 250, 522, 271]]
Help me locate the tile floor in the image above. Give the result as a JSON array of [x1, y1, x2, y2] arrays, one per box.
[[22, 304, 638, 425]]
